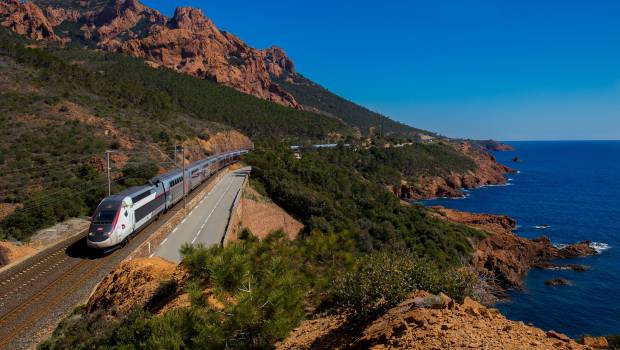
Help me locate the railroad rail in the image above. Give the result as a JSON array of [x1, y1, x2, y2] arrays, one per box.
[[0, 168, 229, 350]]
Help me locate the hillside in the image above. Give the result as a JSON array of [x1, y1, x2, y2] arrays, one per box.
[[273, 72, 435, 138], [0, 0, 433, 138], [0, 26, 350, 241]]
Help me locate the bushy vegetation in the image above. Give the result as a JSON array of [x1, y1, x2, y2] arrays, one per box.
[[331, 251, 475, 317], [46, 47, 351, 141], [121, 158, 159, 187], [273, 73, 433, 137], [41, 225, 478, 349], [40, 233, 307, 350], [320, 142, 476, 187], [245, 143, 484, 263]]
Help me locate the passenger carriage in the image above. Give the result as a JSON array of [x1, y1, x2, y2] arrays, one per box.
[[87, 149, 248, 250]]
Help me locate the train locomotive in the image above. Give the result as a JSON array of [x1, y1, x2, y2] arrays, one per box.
[[87, 149, 248, 250]]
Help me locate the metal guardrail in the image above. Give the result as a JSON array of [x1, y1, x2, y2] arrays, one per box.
[[220, 170, 249, 246]]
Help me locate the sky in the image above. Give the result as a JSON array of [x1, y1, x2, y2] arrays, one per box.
[[142, 0, 620, 141]]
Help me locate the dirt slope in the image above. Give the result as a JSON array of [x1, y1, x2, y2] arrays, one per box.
[[277, 291, 604, 350], [239, 186, 303, 239]]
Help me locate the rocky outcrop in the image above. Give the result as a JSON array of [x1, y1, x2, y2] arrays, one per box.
[[94, 0, 165, 42], [264, 45, 296, 78], [42, 6, 82, 27], [0, 240, 37, 267], [432, 207, 598, 290], [580, 336, 609, 349], [401, 142, 515, 200], [104, 6, 300, 108], [277, 291, 587, 350], [1, 1, 58, 41], [468, 139, 515, 152], [0, 0, 19, 15], [86, 257, 181, 314], [1, 0, 302, 109], [201, 130, 254, 154], [545, 278, 571, 287]]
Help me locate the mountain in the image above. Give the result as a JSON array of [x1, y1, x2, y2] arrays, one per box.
[[0, 0, 431, 137], [272, 72, 434, 138]]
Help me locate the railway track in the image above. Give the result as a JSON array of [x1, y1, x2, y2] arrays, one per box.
[[0, 170, 226, 350]]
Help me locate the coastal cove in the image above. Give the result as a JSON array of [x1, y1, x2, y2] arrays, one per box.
[[423, 140, 620, 338]]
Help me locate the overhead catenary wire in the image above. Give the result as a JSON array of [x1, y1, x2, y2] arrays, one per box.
[[12, 168, 156, 214], [0, 147, 179, 177], [0, 153, 100, 176], [0, 163, 176, 196], [2, 148, 229, 215], [0, 153, 176, 193]]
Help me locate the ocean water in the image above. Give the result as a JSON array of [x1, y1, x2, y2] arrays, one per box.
[[423, 141, 620, 338]]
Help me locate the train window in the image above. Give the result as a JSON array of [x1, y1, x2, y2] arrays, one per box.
[[94, 209, 117, 224], [132, 190, 151, 203]]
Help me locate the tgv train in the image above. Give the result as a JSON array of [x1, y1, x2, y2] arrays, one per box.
[[87, 149, 248, 250]]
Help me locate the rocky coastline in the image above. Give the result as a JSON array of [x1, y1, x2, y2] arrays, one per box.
[[431, 206, 598, 292], [397, 141, 516, 201]]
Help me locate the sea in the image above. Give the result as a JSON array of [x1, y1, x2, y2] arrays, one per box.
[[423, 141, 620, 338]]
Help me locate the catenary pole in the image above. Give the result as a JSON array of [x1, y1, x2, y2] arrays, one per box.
[[173, 142, 177, 168], [106, 150, 111, 196], [182, 147, 186, 210]]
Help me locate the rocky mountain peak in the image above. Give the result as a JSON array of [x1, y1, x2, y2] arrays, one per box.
[[169, 6, 214, 32], [96, 0, 145, 23], [264, 45, 296, 77], [94, 0, 165, 41], [0, 1, 58, 41]]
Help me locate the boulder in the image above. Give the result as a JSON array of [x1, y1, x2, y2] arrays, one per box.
[[546, 330, 571, 342], [545, 278, 571, 287], [580, 336, 609, 348], [557, 241, 598, 258]]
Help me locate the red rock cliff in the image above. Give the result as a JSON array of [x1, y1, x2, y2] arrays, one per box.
[[432, 206, 597, 290], [1, 0, 58, 41], [398, 142, 515, 200], [0, 0, 301, 109]]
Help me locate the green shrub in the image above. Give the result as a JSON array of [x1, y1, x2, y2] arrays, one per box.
[[121, 158, 159, 186], [330, 250, 476, 318]]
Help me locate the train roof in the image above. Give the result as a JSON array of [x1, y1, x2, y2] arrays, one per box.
[[107, 185, 153, 201], [150, 149, 249, 183], [151, 168, 183, 183]]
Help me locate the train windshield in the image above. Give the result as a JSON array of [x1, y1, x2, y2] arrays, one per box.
[[92, 201, 120, 224]]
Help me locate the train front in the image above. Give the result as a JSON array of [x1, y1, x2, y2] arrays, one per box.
[[87, 199, 122, 249]]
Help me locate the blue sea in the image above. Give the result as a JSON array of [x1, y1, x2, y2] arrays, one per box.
[[424, 141, 620, 338]]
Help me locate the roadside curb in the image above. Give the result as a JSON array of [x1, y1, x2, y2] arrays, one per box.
[[221, 167, 250, 246]]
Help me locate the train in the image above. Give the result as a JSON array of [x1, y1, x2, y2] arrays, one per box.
[[87, 149, 249, 250]]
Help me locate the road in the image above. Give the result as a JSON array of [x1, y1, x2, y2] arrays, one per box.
[[0, 166, 240, 350], [155, 167, 250, 263]]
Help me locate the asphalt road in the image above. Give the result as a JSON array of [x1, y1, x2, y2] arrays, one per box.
[[155, 167, 250, 263]]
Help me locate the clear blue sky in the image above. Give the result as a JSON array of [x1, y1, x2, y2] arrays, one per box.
[[142, 0, 620, 141]]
